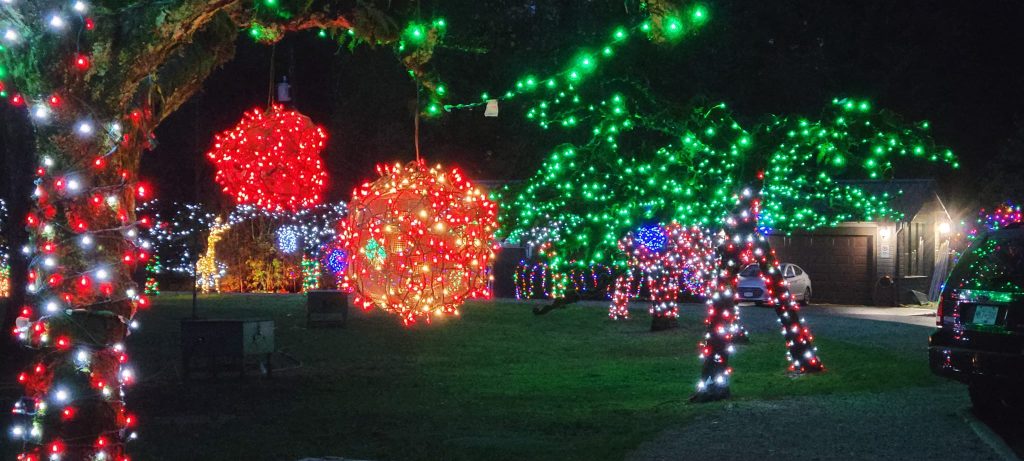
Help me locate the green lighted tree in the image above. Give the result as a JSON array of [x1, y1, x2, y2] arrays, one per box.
[[500, 97, 957, 399]]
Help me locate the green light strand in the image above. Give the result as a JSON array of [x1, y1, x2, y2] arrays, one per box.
[[440, 3, 709, 118]]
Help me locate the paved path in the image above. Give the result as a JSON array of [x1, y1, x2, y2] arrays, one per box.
[[625, 303, 1017, 461], [628, 385, 1001, 461], [803, 304, 938, 327]]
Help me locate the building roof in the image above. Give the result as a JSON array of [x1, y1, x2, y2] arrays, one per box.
[[839, 179, 946, 221]]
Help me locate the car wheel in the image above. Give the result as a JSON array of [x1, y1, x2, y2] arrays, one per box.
[[969, 381, 1010, 417], [800, 288, 811, 306]]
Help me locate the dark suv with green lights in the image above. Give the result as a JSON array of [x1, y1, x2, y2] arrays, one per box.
[[929, 226, 1024, 415]]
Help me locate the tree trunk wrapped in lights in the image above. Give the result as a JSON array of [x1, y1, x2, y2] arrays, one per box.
[[9, 83, 155, 461], [1, 1, 429, 458], [694, 188, 821, 401]]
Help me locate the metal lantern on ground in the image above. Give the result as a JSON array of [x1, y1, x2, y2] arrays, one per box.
[[338, 161, 499, 325]]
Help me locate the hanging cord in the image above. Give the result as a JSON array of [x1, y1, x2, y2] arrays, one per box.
[[414, 78, 421, 162], [413, 0, 423, 162], [267, 44, 277, 108]]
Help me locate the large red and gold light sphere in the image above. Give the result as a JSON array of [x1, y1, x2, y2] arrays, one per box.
[[207, 104, 328, 212], [338, 161, 499, 325]]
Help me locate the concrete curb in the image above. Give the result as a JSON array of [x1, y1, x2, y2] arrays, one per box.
[[959, 409, 1022, 461]]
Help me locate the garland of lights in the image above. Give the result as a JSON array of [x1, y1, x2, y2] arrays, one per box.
[[338, 161, 499, 325], [139, 200, 348, 277], [440, 4, 708, 119], [513, 261, 614, 299], [206, 104, 329, 212], [609, 223, 714, 321]]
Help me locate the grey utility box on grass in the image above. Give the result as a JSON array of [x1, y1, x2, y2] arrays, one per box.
[[181, 318, 274, 378], [306, 290, 348, 327]]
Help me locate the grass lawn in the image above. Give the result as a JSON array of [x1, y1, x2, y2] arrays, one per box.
[[4, 293, 942, 460]]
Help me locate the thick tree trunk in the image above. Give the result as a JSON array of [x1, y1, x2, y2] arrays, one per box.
[[693, 220, 746, 402], [5, 8, 243, 458], [609, 273, 632, 319], [10, 112, 149, 459], [754, 235, 824, 373], [2, 105, 35, 349], [647, 271, 680, 331]]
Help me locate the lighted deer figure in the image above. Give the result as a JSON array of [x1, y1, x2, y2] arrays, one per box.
[[196, 218, 231, 293]]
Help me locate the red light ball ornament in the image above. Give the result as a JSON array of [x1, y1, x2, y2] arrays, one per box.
[[206, 104, 328, 212], [338, 161, 499, 325]]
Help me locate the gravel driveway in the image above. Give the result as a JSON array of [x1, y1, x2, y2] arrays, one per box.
[[625, 304, 1015, 461]]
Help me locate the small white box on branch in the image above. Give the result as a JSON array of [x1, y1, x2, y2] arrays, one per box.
[[484, 99, 499, 117]]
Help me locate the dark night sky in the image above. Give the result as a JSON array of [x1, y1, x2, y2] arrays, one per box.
[[139, 0, 1024, 212]]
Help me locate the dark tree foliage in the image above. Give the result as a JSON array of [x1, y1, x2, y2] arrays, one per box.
[[981, 119, 1024, 206]]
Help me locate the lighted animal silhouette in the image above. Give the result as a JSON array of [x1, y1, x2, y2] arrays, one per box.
[[195, 218, 231, 293], [609, 223, 715, 329]]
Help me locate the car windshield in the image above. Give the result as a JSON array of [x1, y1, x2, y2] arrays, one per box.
[[739, 265, 760, 277], [947, 233, 1024, 293]]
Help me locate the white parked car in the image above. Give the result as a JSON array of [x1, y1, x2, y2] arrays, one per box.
[[736, 263, 812, 306]]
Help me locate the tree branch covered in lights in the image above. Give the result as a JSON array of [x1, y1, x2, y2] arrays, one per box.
[[0, 1, 420, 458], [501, 98, 956, 270]]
